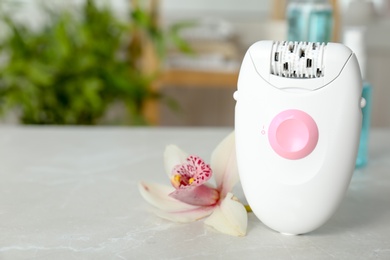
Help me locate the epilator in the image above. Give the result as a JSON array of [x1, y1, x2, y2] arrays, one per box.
[[234, 41, 363, 235]]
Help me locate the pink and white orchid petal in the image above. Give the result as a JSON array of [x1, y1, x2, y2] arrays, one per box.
[[138, 181, 199, 212], [186, 155, 212, 185], [152, 206, 215, 223], [210, 132, 239, 197], [164, 145, 188, 178], [204, 193, 248, 236], [169, 185, 219, 206]]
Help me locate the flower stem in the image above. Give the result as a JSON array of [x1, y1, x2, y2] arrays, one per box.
[[244, 205, 252, 213]]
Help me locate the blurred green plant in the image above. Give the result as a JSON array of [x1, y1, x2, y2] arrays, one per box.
[[0, 0, 191, 125]]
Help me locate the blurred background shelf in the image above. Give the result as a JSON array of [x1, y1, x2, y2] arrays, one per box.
[[160, 69, 238, 88], [143, 69, 239, 126]]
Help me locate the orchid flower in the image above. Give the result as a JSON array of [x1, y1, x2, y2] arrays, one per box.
[[138, 132, 248, 236]]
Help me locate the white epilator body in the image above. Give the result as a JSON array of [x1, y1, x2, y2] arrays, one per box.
[[234, 41, 362, 235]]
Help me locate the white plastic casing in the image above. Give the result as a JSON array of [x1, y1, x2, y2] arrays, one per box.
[[234, 41, 362, 235]]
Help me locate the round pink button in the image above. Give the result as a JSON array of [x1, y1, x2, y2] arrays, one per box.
[[268, 110, 319, 160]]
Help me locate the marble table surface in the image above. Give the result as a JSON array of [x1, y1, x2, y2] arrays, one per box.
[[0, 127, 389, 259]]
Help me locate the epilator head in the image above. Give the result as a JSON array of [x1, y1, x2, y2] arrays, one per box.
[[234, 41, 362, 235]]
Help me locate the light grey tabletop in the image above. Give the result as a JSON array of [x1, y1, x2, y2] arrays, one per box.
[[0, 127, 389, 259]]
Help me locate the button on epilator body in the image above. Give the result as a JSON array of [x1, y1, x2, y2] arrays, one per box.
[[268, 110, 319, 160]]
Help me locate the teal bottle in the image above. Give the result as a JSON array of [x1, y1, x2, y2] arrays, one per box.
[[356, 82, 372, 168], [287, 0, 333, 43]]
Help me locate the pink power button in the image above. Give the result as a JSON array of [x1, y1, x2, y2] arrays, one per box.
[[268, 109, 319, 160]]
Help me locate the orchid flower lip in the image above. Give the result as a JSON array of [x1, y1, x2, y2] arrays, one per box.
[[170, 155, 212, 189]]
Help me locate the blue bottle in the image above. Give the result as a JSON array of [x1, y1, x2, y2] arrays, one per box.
[[356, 81, 372, 168], [287, 0, 333, 43]]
